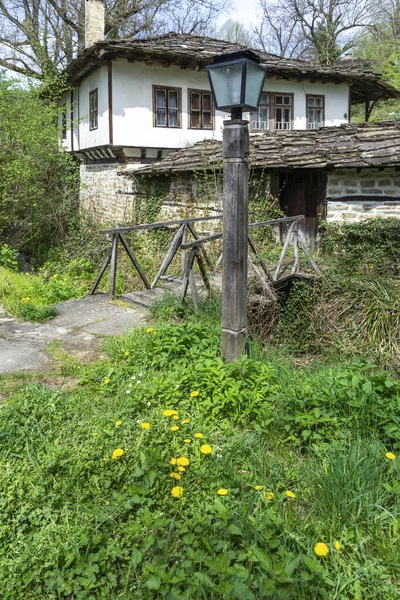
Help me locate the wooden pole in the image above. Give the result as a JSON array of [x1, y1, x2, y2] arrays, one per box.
[[221, 118, 249, 362]]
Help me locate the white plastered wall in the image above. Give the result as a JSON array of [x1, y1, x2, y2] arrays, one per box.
[[245, 79, 349, 128], [112, 59, 226, 148], [77, 64, 110, 150]]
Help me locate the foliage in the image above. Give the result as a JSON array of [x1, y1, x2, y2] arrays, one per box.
[[0, 263, 90, 321], [0, 321, 399, 598], [319, 218, 400, 277], [0, 76, 80, 263], [0, 244, 19, 271]]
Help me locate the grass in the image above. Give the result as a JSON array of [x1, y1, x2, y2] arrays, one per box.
[[0, 313, 399, 599]]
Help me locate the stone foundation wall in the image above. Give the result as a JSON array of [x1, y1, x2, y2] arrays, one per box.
[[80, 163, 135, 224], [327, 168, 400, 221]]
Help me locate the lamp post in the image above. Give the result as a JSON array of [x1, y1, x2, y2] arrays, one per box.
[[206, 51, 266, 361]]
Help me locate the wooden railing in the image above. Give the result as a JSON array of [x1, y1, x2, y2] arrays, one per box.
[[90, 214, 321, 302]]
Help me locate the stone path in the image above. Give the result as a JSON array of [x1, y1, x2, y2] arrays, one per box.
[[0, 294, 146, 374]]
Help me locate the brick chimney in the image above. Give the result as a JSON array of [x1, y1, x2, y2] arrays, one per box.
[[85, 0, 105, 49]]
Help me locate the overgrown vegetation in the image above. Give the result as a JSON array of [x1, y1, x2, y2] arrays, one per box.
[[0, 316, 399, 599]]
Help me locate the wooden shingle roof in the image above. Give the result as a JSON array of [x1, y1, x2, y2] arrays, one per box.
[[66, 33, 399, 103], [132, 121, 400, 175]]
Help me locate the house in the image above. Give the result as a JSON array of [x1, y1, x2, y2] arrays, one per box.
[[131, 121, 400, 245], [61, 0, 399, 224]]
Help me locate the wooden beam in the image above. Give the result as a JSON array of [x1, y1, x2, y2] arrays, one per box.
[[151, 224, 185, 288], [109, 233, 119, 297], [119, 233, 151, 289]]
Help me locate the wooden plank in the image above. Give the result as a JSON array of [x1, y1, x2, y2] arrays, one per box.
[[248, 235, 274, 283], [248, 215, 304, 228], [151, 224, 185, 289], [119, 233, 151, 289], [195, 249, 211, 292], [186, 222, 214, 271], [298, 238, 322, 275], [181, 248, 196, 300], [291, 221, 299, 275], [101, 214, 222, 235], [248, 254, 277, 301], [273, 220, 295, 281], [90, 248, 112, 295], [181, 232, 222, 250], [215, 252, 223, 269], [189, 270, 200, 310], [109, 233, 119, 297]]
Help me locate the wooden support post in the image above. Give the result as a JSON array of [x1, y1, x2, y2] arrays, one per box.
[[90, 248, 112, 295], [248, 254, 277, 301], [195, 250, 211, 293], [186, 222, 214, 271], [273, 220, 295, 281], [298, 238, 322, 275], [248, 235, 274, 282], [291, 221, 299, 275], [181, 224, 187, 293], [151, 223, 185, 289], [181, 248, 196, 300], [119, 233, 151, 289], [109, 233, 119, 297], [221, 119, 249, 362]]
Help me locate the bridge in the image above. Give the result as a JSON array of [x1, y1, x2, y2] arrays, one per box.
[[90, 214, 321, 310]]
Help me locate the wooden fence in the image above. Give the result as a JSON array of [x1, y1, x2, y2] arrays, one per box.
[[90, 214, 321, 303]]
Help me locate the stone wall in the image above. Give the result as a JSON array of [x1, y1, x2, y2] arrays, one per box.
[[327, 168, 400, 221], [80, 163, 135, 224]]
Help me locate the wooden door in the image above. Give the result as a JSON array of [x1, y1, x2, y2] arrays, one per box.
[[279, 170, 327, 245]]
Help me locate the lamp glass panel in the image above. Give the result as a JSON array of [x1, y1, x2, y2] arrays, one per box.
[[244, 61, 266, 108], [209, 62, 243, 107]]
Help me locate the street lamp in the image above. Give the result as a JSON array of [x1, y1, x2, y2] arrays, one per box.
[[206, 51, 266, 361]]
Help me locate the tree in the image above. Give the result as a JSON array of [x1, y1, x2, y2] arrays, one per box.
[[0, 75, 79, 259], [217, 18, 253, 46], [254, 0, 379, 64], [0, 0, 231, 79]]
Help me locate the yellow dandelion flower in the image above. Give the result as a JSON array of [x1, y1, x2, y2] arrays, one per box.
[[386, 452, 396, 460], [170, 425, 179, 432], [177, 457, 190, 466], [194, 433, 203, 439], [334, 541, 341, 550], [285, 490, 296, 499], [115, 420, 122, 426], [217, 488, 228, 496], [103, 457, 108, 461], [140, 422, 150, 429], [171, 486, 183, 498], [170, 458, 177, 465], [265, 492, 274, 500], [184, 439, 191, 444], [181, 419, 190, 424], [200, 444, 213, 455], [314, 543, 329, 557], [254, 485, 263, 491], [98, 445, 103, 450], [177, 466, 186, 472], [172, 415, 179, 421], [103, 378, 110, 385], [112, 448, 124, 460], [190, 391, 199, 397], [163, 409, 178, 417], [170, 472, 181, 480], [124, 351, 130, 356], [92, 433, 98, 437], [146, 327, 154, 333]]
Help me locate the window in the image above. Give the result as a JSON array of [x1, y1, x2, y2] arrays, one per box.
[[251, 92, 270, 130], [307, 95, 324, 129], [188, 90, 214, 129], [153, 86, 181, 128], [61, 104, 67, 139], [251, 93, 293, 132], [89, 89, 98, 130], [275, 95, 292, 130]]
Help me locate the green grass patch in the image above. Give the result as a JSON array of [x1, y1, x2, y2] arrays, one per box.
[[0, 320, 399, 598]]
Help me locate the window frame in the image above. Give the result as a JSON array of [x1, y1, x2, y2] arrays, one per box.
[[89, 88, 98, 131], [187, 89, 215, 130], [250, 92, 294, 132], [153, 85, 182, 129], [250, 92, 271, 131], [306, 94, 325, 130]]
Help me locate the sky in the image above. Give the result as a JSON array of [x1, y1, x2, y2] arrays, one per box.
[[217, 0, 260, 29]]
